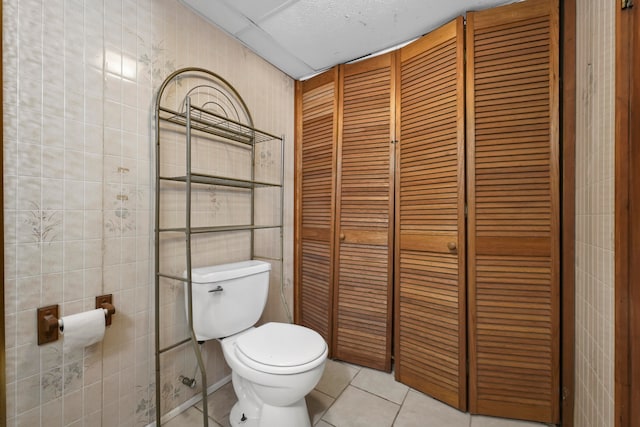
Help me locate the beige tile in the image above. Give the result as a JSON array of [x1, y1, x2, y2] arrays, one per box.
[[40, 398, 62, 427], [16, 374, 40, 414], [315, 421, 335, 427], [101, 402, 118, 427], [471, 415, 548, 427], [306, 389, 334, 425], [15, 407, 40, 427], [393, 390, 470, 427], [63, 389, 83, 426], [197, 381, 236, 426], [351, 367, 408, 405], [315, 359, 360, 398], [322, 386, 399, 427]]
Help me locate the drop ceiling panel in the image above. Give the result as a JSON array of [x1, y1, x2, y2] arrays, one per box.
[[259, 0, 438, 70], [180, 0, 516, 79], [237, 24, 316, 78]]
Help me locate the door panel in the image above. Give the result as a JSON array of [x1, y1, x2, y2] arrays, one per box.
[[333, 54, 395, 371], [395, 17, 467, 409], [466, 0, 560, 423], [295, 69, 339, 348]]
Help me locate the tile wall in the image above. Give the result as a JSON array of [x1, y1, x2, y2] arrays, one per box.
[[574, 0, 615, 425], [2, 0, 295, 425]]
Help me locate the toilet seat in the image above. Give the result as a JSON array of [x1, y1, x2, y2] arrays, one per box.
[[234, 323, 327, 375]]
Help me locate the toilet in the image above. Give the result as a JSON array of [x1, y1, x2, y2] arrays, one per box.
[[186, 260, 328, 427]]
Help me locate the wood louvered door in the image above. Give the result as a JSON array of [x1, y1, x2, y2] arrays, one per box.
[[395, 17, 467, 410], [333, 53, 395, 371], [294, 69, 339, 349], [466, 0, 560, 423]]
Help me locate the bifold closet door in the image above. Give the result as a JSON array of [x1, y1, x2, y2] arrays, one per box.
[[294, 69, 339, 349], [466, 0, 560, 423], [333, 53, 395, 371], [395, 17, 467, 410]]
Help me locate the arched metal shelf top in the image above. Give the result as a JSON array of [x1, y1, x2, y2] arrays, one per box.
[[155, 67, 281, 145]]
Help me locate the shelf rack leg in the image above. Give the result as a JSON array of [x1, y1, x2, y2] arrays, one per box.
[[185, 96, 209, 427], [154, 92, 162, 425]]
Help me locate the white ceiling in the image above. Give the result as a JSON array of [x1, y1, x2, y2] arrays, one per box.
[[180, 0, 515, 80]]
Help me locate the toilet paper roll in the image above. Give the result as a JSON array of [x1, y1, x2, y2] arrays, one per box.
[[60, 309, 106, 351]]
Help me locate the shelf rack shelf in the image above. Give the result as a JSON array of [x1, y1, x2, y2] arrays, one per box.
[[153, 68, 284, 427], [158, 104, 279, 145], [158, 224, 282, 234], [159, 173, 280, 189]]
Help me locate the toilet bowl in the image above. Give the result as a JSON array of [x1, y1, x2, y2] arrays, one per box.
[[186, 261, 327, 427], [222, 323, 327, 427]]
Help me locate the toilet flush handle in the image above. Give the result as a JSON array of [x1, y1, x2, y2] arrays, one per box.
[[208, 285, 224, 293]]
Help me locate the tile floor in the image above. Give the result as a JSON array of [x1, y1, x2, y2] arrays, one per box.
[[165, 359, 552, 427]]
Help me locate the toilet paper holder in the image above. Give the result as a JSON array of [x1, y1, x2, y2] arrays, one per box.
[[37, 294, 116, 345]]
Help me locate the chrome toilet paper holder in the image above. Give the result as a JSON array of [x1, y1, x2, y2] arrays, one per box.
[[37, 294, 116, 346]]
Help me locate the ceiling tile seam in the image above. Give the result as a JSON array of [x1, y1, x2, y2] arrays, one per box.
[[220, 0, 302, 30]]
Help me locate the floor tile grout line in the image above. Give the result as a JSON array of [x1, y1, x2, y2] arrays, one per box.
[[312, 387, 336, 401], [325, 384, 400, 427], [322, 362, 406, 427], [389, 387, 412, 426], [348, 382, 404, 409], [345, 362, 410, 426], [317, 363, 362, 425]]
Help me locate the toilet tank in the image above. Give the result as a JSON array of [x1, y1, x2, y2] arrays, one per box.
[[185, 260, 271, 341]]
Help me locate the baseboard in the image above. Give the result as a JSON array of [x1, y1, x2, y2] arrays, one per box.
[[145, 374, 232, 427]]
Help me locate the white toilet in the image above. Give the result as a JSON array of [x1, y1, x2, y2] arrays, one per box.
[[187, 260, 328, 427]]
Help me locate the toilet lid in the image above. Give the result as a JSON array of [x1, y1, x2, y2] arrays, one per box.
[[235, 323, 327, 370]]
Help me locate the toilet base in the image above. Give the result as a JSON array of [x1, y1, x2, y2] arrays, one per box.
[[229, 398, 311, 427]]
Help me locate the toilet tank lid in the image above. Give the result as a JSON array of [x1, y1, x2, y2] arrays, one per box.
[[188, 260, 271, 284]]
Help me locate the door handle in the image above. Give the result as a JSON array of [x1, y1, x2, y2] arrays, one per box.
[[447, 241, 457, 251], [339, 233, 346, 241]]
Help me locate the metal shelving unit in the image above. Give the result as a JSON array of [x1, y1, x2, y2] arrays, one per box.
[[154, 68, 284, 426]]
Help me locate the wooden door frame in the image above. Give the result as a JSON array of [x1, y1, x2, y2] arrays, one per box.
[[615, 2, 639, 426], [1, 1, 6, 423], [561, 0, 576, 425]]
